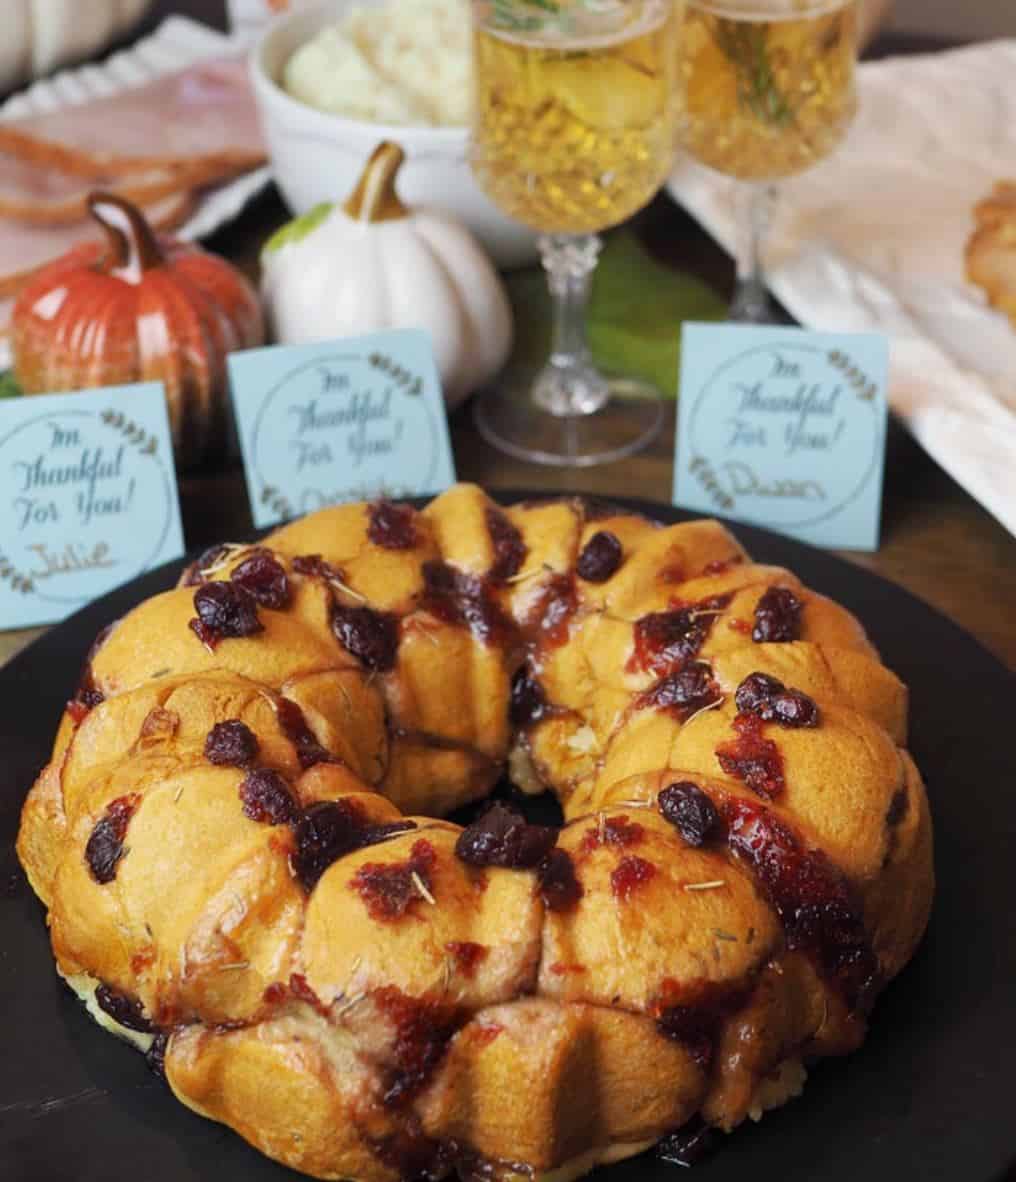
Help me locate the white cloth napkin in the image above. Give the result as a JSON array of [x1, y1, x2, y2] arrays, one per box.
[[668, 40, 1016, 538]]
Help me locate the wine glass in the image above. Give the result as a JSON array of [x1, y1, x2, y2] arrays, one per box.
[[675, 0, 860, 322], [470, 0, 679, 467]]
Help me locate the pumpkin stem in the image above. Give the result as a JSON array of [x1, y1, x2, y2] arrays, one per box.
[[87, 191, 165, 281], [343, 142, 409, 224]]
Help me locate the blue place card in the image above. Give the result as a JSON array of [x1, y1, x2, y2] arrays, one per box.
[[228, 330, 457, 529], [0, 382, 184, 630], [673, 324, 890, 551]]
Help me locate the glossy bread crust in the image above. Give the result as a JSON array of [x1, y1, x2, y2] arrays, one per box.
[[17, 484, 934, 1181]]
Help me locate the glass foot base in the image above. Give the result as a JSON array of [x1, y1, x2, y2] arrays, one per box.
[[729, 278, 774, 324], [474, 376, 663, 468]]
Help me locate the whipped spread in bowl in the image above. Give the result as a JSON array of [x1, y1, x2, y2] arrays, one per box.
[[283, 0, 472, 127]]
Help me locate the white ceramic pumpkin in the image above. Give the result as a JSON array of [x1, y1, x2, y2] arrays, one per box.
[[0, 0, 154, 91], [260, 141, 514, 410]]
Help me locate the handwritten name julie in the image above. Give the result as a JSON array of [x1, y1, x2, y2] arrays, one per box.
[[26, 540, 114, 580]]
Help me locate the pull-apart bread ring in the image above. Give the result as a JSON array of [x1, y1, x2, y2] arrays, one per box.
[[18, 484, 933, 1181]]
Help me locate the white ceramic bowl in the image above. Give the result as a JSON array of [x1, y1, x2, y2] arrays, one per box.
[[250, 0, 538, 269]]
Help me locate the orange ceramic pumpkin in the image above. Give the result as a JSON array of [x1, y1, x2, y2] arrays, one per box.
[[12, 192, 264, 467]]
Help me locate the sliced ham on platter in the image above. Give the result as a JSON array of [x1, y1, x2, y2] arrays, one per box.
[[0, 56, 266, 327], [0, 58, 265, 173]]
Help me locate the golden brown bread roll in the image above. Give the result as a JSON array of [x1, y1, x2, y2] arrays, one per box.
[[17, 484, 934, 1181], [966, 181, 1016, 328]]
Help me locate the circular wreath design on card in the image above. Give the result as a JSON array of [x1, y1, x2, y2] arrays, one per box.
[[685, 343, 885, 531], [247, 351, 444, 520], [0, 406, 177, 607]]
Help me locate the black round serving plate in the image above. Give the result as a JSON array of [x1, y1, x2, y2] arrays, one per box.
[[2, 494, 1014, 1182]]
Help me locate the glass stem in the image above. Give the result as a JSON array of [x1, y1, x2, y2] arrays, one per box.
[[533, 233, 609, 417], [730, 183, 777, 324]]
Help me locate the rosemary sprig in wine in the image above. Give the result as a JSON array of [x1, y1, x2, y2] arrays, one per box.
[[491, 0, 561, 33], [711, 19, 797, 128]]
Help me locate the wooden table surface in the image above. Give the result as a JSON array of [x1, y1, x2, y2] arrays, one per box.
[[1, 3, 1013, 672]]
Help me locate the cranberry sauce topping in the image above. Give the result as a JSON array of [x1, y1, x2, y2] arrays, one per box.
[[146, 1032, 169, 1080], [368, 500, 419, 550], [630, 595, 733, 677], [288, 972, 330, 1017], [137, 707, 176, 745], [509, 665, 552, 728], [716, 713, 784, 799], [352, 839, 437, 921], [526, 572, 579, 649], [485, 507, 527, 583], [538, 848, 583, 912], [67, 681, 105, 724], [94, 983, 155, 1033], [576, 530, 623, 583], [370, 1126, 450, 1182], [291, 553, 344, 582], [611, 854, 656, 901], [331, 603, 400, 672], [579, 814, 645, 854], [190, 582, 263, 649], [656, 1117, 717, 1167], [373, 986, 464, 1108], [445, 941, 488, 979], [262, 975, 332, 1015], [753, 586, 803, 644], [703, 557, 743, 577], [549, 962, 586, 976], [655, 980, 749, 1070], [204, 719, 259, 766], [724, 796, 880, 1012], [455, 802, 557, 869], [276, 698, 334, 769], [180, 543, 229, 587], [67, 623, 114, 721], [230, 550, 291, 610], [735, 672, 819, 728], [130, 947, 156, 977], [291, 799, 417, 892], [469, 1023, 505, 1050], [85, 794, 141, 884], [239, 768, 297, 825], [659, 782, 723, 848], [636, 661, 723, 720], [419, 561, 517, 649]]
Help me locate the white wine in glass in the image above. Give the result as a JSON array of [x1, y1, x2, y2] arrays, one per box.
[[471, 0, 678, 467], [675, 0, 859, 320]]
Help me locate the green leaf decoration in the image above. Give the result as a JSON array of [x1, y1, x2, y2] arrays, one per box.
[[0, 550, 34, 594], [505, 229, 725, 398], [263, 202, 334, 256], [828, 349, 876, 401], [261, 484, 294, 521], [368, 352, 422, 395], [101, 407, 158, 455], [0, 371, 24, 399]]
